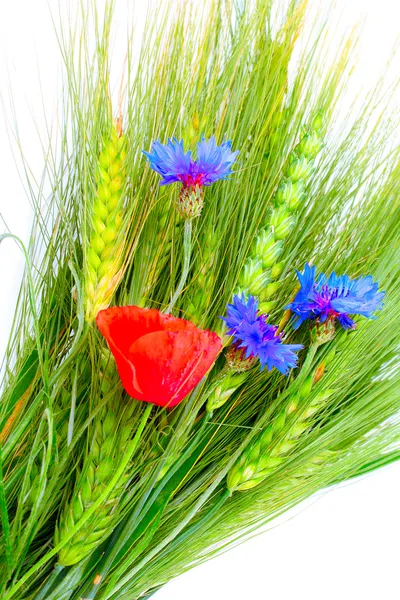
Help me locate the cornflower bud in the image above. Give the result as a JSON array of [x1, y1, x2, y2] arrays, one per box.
[[206, 294, 302, 414]]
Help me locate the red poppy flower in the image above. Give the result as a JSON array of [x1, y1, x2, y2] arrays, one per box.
[[96, 306, 222, 407]]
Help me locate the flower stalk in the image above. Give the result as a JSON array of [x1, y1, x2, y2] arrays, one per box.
[[137, 203, 179, 306], [143, 136, 239, 320], [185, 230, 220, 324], [166, 219, 193, 314]]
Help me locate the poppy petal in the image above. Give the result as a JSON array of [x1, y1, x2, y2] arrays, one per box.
[[96, 306, 222, 407], [96, 305, 199, 354], [127, 329, 221, 406]]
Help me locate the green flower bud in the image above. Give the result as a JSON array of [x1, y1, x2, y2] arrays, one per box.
[[98, 183, 112, 203], [299, 376, 313, 399], [224, 349, 254, 375], [263, 281, 280, 298], [239, 258, 269, 294], [92, 235, 106, 255], [296, 132, 322, 159], [286, 156, 312, 182], [311, 320, 336, 345], [176, 185, 204, 220], [258, 300, 277, 314], [88, 248, 101, 271], [271, 262, 284, 279], [311, 111, 323, 134], [97, 259, 115, 279]]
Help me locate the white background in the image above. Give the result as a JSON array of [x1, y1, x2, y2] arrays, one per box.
[[1, 1, 400, 599]]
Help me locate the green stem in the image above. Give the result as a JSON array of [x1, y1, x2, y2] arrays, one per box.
[[3, 404, 152, 600], [296, 341, 320, 386], [157, 488, 231, 558], [32, 564, 64, 600], [79, 413, 212, 600], [141, 588, 162, 599], [103, 395, 295, 599], [128, 489, 230, 600], [0, 444, 12, 583], [49, 326, 90, 389], [267, 342, 320, 410], [165, 219, 192, 314]]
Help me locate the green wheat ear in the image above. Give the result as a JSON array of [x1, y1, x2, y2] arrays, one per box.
[[85, 121, 127, 323], [227, 357, 335, 493], [55, 351, 136, 566], [238, 114, 324, 313]]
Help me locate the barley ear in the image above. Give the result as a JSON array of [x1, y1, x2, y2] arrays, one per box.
[[237, 114, 323, 313], [85, 122, 128, 322], [227, 363, 334, 492], [55, 351, 136, 566]]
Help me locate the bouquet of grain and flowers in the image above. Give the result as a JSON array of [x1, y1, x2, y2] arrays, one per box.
[[1, 1, 400, 598]]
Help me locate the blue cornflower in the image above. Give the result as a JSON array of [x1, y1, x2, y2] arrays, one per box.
[[287, 263, 385, 330], [143, 136, 239, 188], [221, 294, 303, 375]]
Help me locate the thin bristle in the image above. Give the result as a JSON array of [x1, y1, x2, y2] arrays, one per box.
[[0, 1, 399, 599]]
